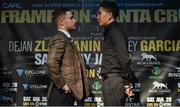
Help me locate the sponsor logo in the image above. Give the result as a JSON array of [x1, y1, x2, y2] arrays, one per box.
[[136, 53, 160, 65], [24, 69, 46, 75], [149, 67, 163, 79], [141, 53, 157, 61], [148, 81, 171, 94], [168, 66, 180, 79], [16, 69, 24, 77], [152, 67, 161, 76], [22, 84, 29, 90], [152, 81, 168, 90], [92, 82, 102, 91], [22, 84, 47, 90], [91, 81, 102, 94], [16, 68, 47, 77]]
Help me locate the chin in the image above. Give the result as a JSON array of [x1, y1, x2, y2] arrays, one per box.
[[99, 24, 104, 27], [69, 28, 76, 31], [73, 27, 76, 30]]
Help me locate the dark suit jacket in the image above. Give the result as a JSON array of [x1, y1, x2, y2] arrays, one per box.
[[46, 31, 89, 101], [101, 21, 131, 85]]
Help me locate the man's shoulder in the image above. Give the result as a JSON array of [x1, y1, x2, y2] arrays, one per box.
[[48, 32, 67, 45], [108, 24, 128, 40], [108, 25, 122, 36], [53, 31, 66, 39], [111, 23, 127, 35]]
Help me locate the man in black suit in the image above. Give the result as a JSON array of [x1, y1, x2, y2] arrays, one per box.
[[96, 1, 134, 106]]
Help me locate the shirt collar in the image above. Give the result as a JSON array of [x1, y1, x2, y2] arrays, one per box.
[[104, 21, 117, 30], [58, 28, 71, 38]]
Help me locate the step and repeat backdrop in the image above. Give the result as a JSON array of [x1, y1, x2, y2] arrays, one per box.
[[0, 0, 180, 106]]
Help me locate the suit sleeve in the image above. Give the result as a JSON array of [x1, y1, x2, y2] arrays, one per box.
[[46, 35, 66, 89], [109, 29, 131, 85]]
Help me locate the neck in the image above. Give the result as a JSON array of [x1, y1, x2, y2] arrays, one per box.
[[104, 18, 116, 27], [58, 26, 69, 32], [107, 19, 115, 25]]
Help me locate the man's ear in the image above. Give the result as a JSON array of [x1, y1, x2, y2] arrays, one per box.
[[108, 12, 113, 20], [57, 17, 64, 26]]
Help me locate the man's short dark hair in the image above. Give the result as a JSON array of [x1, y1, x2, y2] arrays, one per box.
[[99, 1, 119, 19], [52, 8, 71, 24]]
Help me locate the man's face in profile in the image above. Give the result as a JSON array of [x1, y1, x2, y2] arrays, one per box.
[[59, 11, 76, 31], [96, 7, 111, 27]]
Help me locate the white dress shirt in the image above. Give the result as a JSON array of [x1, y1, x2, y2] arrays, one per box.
[[58, 28, 71, 38]]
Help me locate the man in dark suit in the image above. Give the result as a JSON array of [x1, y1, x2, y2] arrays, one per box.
[[96, 1, 134, 106], [46, 8, 89, 106]]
